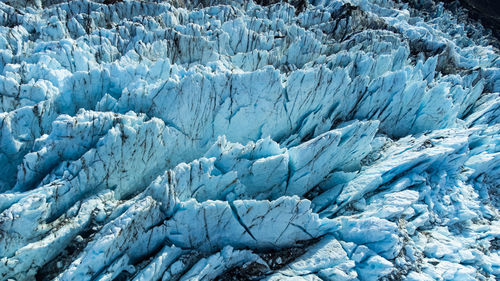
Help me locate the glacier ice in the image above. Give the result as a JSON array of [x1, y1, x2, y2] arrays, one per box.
[[0, 0, 499, 280]]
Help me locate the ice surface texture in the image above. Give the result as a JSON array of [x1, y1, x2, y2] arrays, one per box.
[[0, 0, 499, 280]]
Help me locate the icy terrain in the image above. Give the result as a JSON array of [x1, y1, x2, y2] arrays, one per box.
[[0, 0, 499, 280]]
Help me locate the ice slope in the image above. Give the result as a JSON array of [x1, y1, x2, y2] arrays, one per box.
[[0, 0, 499, 280]]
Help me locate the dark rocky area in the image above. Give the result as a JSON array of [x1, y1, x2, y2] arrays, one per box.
[[444, 0, 500, 42]]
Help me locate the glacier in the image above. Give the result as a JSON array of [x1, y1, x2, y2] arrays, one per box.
[[0, 0, 499, 280]]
